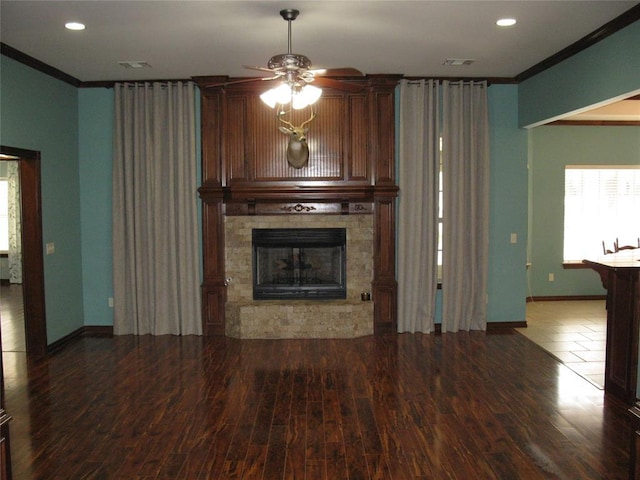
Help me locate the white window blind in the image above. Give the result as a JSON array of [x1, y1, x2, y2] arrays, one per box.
[[0, 179, 8, 252], [564, 166, 640, 261]]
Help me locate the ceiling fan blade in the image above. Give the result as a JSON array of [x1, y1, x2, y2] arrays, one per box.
[[243, 65, 279, 73], [204, 76, 279, 88], [313, 77, 364, 93], [319, 67, 364, 77]]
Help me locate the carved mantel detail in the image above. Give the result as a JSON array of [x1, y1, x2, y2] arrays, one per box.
[[281, 204, 316, 213], [194, 74, 401, 336]]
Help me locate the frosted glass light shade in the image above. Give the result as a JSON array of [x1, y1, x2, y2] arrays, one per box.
[[292, 85, 322, 109], [260, 83, 293, 108], [260, 83, 322, 109]]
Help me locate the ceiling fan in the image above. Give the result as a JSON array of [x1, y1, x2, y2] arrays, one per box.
[[207, 8, 364, 100]]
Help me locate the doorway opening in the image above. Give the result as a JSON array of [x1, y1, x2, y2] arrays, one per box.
[[0, 159, 26, 353], [0, 146, 47, 358]]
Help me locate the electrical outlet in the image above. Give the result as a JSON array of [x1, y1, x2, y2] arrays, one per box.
[[510, 233, 517, 244], [108, 297, 114, 308], [548, 273, 555, 282]]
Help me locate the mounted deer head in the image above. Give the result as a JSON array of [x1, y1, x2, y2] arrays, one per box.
[[277, 106, 316, 169]]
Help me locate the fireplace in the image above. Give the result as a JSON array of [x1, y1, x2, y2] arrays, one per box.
[[253, 228, 347, 300], [224, 215, 374, 339], [196, 74, 400, 336]]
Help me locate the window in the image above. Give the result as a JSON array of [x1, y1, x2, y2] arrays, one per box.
[[563, 166, 640, 261], [0, 178, 8, 252]]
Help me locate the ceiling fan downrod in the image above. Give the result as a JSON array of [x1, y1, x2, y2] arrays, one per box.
[[280, 9, 300, 55]]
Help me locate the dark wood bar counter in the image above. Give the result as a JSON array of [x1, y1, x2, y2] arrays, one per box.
[[583, 249, 640, 405]]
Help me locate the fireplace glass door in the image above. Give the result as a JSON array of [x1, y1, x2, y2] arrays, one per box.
[[252, 228, 347, 300]]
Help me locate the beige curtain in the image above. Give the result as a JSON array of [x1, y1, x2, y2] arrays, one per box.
[[397, 79, 440, 333], [7, 161, 22, 284], [112, 82, 202, 335], [441, 80, 490, 332]]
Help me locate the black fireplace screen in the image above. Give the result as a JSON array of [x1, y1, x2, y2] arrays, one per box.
[[252, 228, 347, 300]]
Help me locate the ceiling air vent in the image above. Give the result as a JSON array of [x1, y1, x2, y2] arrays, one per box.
[[118, 61, 152, 69], [442, 58, 474, 66]]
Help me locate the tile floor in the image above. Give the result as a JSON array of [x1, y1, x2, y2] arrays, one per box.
[[517, 299, 606, 389]]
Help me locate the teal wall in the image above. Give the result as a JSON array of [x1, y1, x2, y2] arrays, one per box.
[[77, 88, 202, 328], [522, 19, 640, 298], [519, 21, 640, 127], [79, 88, 114, 326], [487, 85, 528, 323], [529, 125, 640, 297], [0, 56, 84, 343]]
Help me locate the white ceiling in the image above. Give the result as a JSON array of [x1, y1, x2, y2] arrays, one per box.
[[1, 1, 639, 121], [562, 97, 640, 121], [1, 0, 638, 82], [575, 100, 639, 121]]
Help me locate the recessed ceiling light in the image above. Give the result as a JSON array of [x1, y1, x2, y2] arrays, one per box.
[[65, 22, 85, 31], [496, 18, 517, 27]]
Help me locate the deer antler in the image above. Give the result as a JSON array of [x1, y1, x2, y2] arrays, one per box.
[[277, 109, 296, 131], [299, 106, 316, 130], [276, 105, 316, 132]]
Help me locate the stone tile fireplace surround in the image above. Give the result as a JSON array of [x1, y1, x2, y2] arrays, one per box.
[[225, 215, 374, 338]]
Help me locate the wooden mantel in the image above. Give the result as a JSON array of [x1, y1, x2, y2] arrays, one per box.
[[194, 74, 401, 336]]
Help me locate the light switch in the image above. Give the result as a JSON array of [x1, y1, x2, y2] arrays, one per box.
[[46, 242, 55, 255], [510, 233, 517, 244]]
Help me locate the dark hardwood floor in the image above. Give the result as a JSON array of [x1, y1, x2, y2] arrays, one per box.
[[0, 283, 26, 352], [4, 331, 631, 479]]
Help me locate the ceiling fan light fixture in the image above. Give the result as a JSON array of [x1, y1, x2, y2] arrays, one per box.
[[292, 85, 322, 110], [259, 89, 279, 108], [260, 83, 322, 109], [257, 9, 324, 112], [260, 83, 293, 108]]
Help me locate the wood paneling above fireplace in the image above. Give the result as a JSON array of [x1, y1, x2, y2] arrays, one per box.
[[194, 74, 401, 336]]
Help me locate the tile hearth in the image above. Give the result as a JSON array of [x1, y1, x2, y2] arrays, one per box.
[[226, 301, 374, 339]]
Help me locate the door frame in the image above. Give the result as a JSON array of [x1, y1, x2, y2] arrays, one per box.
[[1, 145, 47, 358]]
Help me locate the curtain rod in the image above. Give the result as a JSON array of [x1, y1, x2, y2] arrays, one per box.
[[115, 80, 195, 87], [403, 79, 490, 87], [83, 79, 193, 89], [402, 76, 508, 86]]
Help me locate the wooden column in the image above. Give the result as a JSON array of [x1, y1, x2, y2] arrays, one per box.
[[368, 75, 400, 333], [198, 83, 227, 335]]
